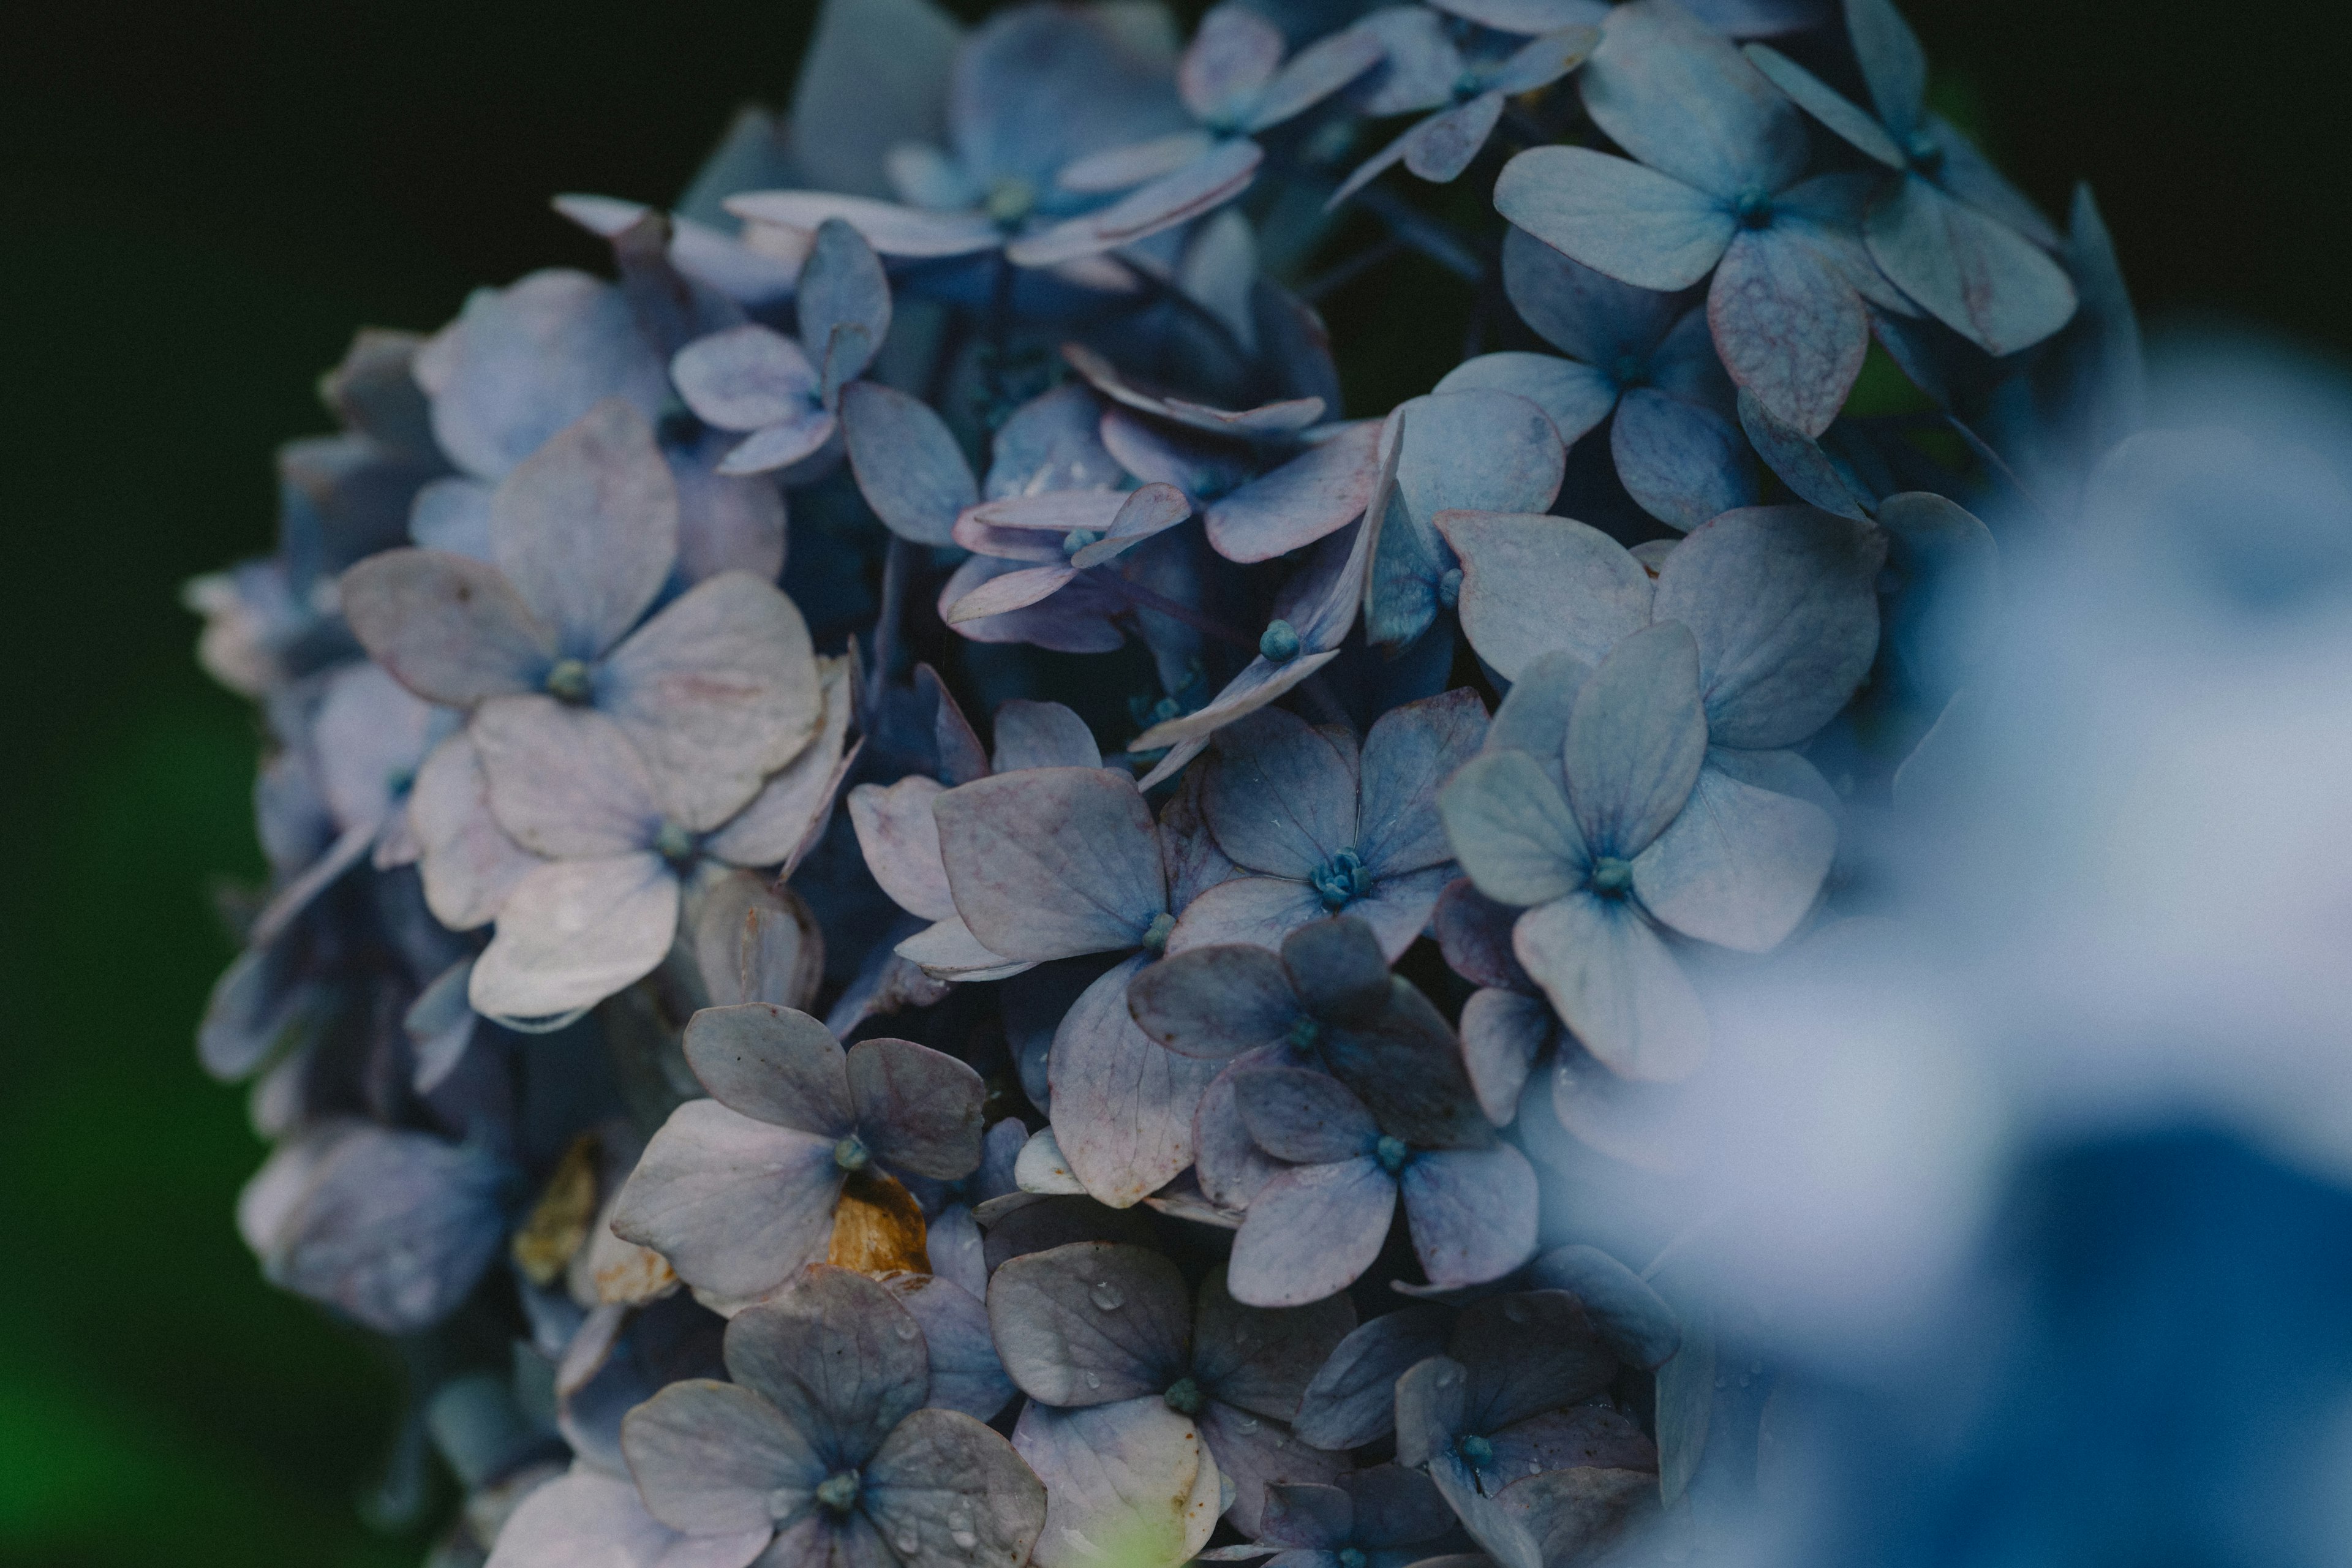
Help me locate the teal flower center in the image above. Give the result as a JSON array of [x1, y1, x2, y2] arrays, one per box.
[[834, 1134, 872, 1172], [1339, 1551, 1368, 1568], [1163, 1375, 1204, 1415], [1437, 566, 1463, 609], [1312, 848, 1374, 911], [1061, 528, 1101, 557], [1141, 911, 1177, 956], [814, 1469, 861, 1513], [545, 657, 593, 703], [653, 821, 695, 863], [1457, 1433, 1494, 1468], [985, 177, 1036, 227], [1611, 352, 1651, 390], [1735, 187, 1774, 228], [1905, 132, 1944, 174], [1259, 618, 1303, 663], [1375, 1135, 1411, 1174], [1287, 1016, 1321, 1053], [1590, 856, 1634, 897]]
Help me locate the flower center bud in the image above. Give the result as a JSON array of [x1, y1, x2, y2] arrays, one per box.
[[1061, 528, 1102, 557], [1590, 856, 1633, 897], [1338, 1551, 1368, 1568], [1140, 911, 1177, 955], [1905, 132, 1944, 174], [1163, 1375, 1204, 1415], [1735, 187, 1774, 229], [1311, 848, 1373, 911], [653, 821, 695, 863], [1259, 618, 1302, 663], [814, 1469, 861, 1513], [1287, 1016, 1321, 1054], [1457, 1433, 1494, 1468], [985, 177, 1036, 227], [1453, 69, 1486, 100], [1375, 1135, 1411, 1174], [1611, 352, 1650, 390], [834, 1134, 872, 1172], [545, 658, 593, 703], [1437, 567, 1463, 609]]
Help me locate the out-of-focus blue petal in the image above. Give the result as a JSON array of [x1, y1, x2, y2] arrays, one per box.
[[1578, 0, 1806, 200], [1741, 42, 1904, 168], [1247, 24, 1387, 131], [1485, 25, 1599, 96], [1006, 140, 1263, 268], [1460, 987, 1553, 1125], [1181, 6, 1286, 125], [673, 323, 818, 432], [1524, 1244, 1682, 1369], [785, 0, 959, 200], [1845, 0, 1927, 143], [948, 2, 1188, 191], [795, 219, 891, 389], [1354, 6, 1464, 115], [1495, 149, 1734, 293], [1928, 111, 2059, 247]]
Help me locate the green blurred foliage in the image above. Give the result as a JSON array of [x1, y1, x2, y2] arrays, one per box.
[[0, 0, 2343, 1563]]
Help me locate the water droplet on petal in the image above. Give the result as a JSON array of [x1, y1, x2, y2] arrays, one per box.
[[1501, 1299, 1530, 1324], [1084, 1371, 1101, 1389], [952, 1530, 979, 1550], [895, 1531, 921, 1555], [1088, 1281, 1125, 1310], [895, 1320, 920, 1341]]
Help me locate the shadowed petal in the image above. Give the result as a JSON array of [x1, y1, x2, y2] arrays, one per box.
[[1128, 944, 1300, 1058], [992, 700, 1101, 772], [610, 1101, 845, 1302], [1634, 759, 1833, 951], [1234, 1066, 1379, 1164], [491, 399, 677, 658], [1359, 688, 1489, 876], [863, 1407, 1049, 1568], [1373, 390, 1564, 648], [935, 769, 1167, 960], [1292, 1306, 1455, 1450], [1436, 751, 1588, 907], [1059, 130, 1221, 194], [1438, 511, 1650, 683], [1197, 1399, 1350, 1536], [1012, 1400, 1218, 1568], [1434, 876, 1532, 992], [683, 1003, 854, 1134], [341, 549, 553, 705], [1050, 957, 1223, 1207], [1512, 893, 1706, 1081], [715, 409, 837, 477], [1493, 1468, 1657, 1568], [881, 1272, 1014, 1421], [1526, 1245, 1681, 1369], [722, 1265, 929, 1465], [1181, 6, 1283, 123], [1502, 223, 1679, 368], [1340, 864, 1455, 961], [1461, 987, 1553, 1125], [986, 384, 1122, 499], [1192, 1264, 1357, 1422], [1707, 227, 1867, 438], [1356, 5, 1463, 114], [1611, 388, 1755, 531], [1343, 1464, 1460, 1548], [1437, 352, 1621, 448], [1735, 388, 1875, 520], [895, 915, 1036, 983], [842, 382, 978, 548], [470, 853, 677, 1023], [846, 1038, 986, 1178], [987, 1240, 1193, 1405], [1205, 422, 1382, 565], [1227, 1158, 1396, 1307], [1204, 706, 1358, 878], [1194, 1056, 1290, 1210], [1167, 875, 1330, 956], [1248, 24, 1385, 131], [1400, 1147, 1540, 1289], [623, 1379, 821, 1535], [1008, 140, 1262, 268], [1495, 148, 1732, 293], [1845, 0, 1926, 139], [1564, 622, 1706, 859], [850, 776, 957, 922]]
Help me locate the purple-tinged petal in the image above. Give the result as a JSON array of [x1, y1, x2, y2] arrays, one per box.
[[1564, 621, 1706, 859], [935, 768, 1166, 960], [987, 383, 1122, 499], [1437, 511, 1650, 683], [862, 1406, 1049, 1568], [1132, 649, 1343, 763], [1525, 1245, 1681, 1369], [1128, 943, 1300, 1059], [622, 1379, 819, 1536], [1063, 344, 1325, 435], [1708, 226, 1868, 438], [1194, 1054, 1291, 1210], [609, 1100, 843, 1302], [1326, 113, 1423, 211], [1451, 1290, 1621, 1429], [1400, 1147, 1539, 1289], [940, 555, 1129, 655], [978, 1193, 1159, 1275], [1512, 893, 1706, 1081], [1051, 956, 1223, 1207], [992, 699, 1101, 772], [841, 382, 978, 548], [1493, 1468, 1656, 1568], [1865, 175, 2076, 358], [884, 1270, 1011, 1419], [1070, 484, 1194, 570], [987, 1240, 1193, 1404], [1012, 1400, 1218, 1568], [1182, 5, 1285, 123], [1651, 503, 1885, 748], [469, 853, 677, 1024], [1460, 987, 1553, 1125], [1392, 1354, 1468, 1471], [1342, 1464, 1460, 1548], [671, 325, 821, 432], [1404, 92, 1505, 185], [409, 732, 544, 930], [1295, 1307, 1454, 1451], [1203, 706, 1359, 879], [1246, 25, 1386, 131], [795, 219, 889, 388], [948, 565, 1079, 622], [1436, 352, 1621, 449], [668, 432, 788, 585], [1228, 1156, 1396, 1308], [1257, 1481, 1354, 1550], [409, 475, 493, 559], [1166, 875, 1330, 957], [341, 548, 554, 707], [491, 399, 678, 659], [957, 490, 1131, 561], [691, 873, 824, 1012], [723, 1265, 929, 1463], [1578, 0, 1805, 200], [1358, 687, 1488, 876], [1234, 1066, 1379, 1164], [683, 1002, 855, 1134], [1008, 140, 1263, 268], [851, 777, 957, 922], [1198, 1400, 1351, 1536], [1494, 149, 1732, 294], [1610, 388, 1756, 532], [1098, 408, 1250, 497], [1193, 1264, 1357, 1422], [472, 697, 660, 858], [1632, 760, 1834, 951], [599, 571, 823, 830], [1435, 751, 1588, 908], [846, 1037, 986, 1178], [724, 192, 1001, 257], [1205, 421, 1382, 564], [1159, 767, 1238, 916], [1434, 877, 1532, 992], [764, 1510, 891, 1568], [1354, 7, 1463, 115], [1734, 388, 1874, 519], [1336, 864, 1452, 960]]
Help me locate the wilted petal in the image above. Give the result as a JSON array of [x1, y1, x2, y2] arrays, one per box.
[[1578, 0, 1804, 198], [882, 1272, 1014, 1421], [934, 769, 1167, 961], [1610, 388, 1755, 531], [1436, 751, 1587, 908], [1564, 622, 1706, 859], [1400, 1146, 1539, 1289], [622, 1379, 820, 1536], [1865, 175, 2077, 358], [1205, 422, 1382, 564], [863, 1407, 1048, 1568], [1494, 148, 1732, 293], [1051, 957, 1223, 1207], [1359, 687, 1488, 876], [409, 732, 545, 930], [841, 382, 978, 548], [672, 325, 821, 432], [1512, 893, 1706, 1081], [341, 549, 553, 706], [1013, 1400, 1218, 1568], [1632, 761, 1834, 951], [1227, 1158, 1395, 1307], [599, 571, 822, 831], [491, 399, 679, 658], [846, 1037, 986, 1179], [1460, 987, 1553, 1125], [987, 1240, 1192, 1404], [610, 1100, 845, 1302], [1707, 226, 1867, 438], [1127, 943, 1300, 1058], [470, 853, 678, 1023], [1064, 344, 1324, 436], [1438, 511, 1650, 683], [722, 1266, 930, 1464], [1650, 504, 1884, 748], [1292, 1306, 1454, 1450], [682, 1003, 855, 1134], [725, 192, 1001, 257]]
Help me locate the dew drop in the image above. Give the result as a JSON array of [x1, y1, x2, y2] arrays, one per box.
[[1501, 1299, 1530, 1324], [1084, 1371, 1102, 1389], [1235, 1415, 1259, 1433], [952, 1530, 979, 1550], [896, 1531, 921, 1555], [1088, 1282, 1126, 1310], [895, 1320, 920, 1341]]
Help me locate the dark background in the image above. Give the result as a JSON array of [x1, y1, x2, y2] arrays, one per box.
[[0, 2, 2339, 1562]]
